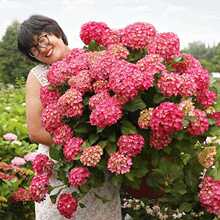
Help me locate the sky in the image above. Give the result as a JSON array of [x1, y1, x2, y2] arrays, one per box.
[[0, 0, 220, 49]]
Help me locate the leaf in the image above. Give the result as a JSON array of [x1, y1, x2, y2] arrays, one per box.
[[173, 56, 184, 63], [49, 194, 58, 204], [97, 127, 104, 133], [78, 202, 86, 208], [88, 133, 99, 145], [49, 145, 63, 161], [124, 95, 146, 112], [121, 120, 137, 134], [87, 40, 104, 51], [179, 202, 192, 212], [74, 124, 90, 134], [153, 93, 166, 104], [105, 143, 117, 155], [209, 161, 220, 180]]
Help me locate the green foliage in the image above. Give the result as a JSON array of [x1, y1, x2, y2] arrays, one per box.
[[0, 21, 35, 84], [0, 85, 36, 219], [0, 86, 27, 138], [182, 41, 220, 72]]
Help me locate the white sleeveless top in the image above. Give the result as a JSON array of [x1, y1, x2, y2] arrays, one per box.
[[31, 64, 122, 220]]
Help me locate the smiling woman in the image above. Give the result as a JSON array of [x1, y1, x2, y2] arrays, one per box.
[[17, 15, 122, 220], [17, 15, 70, 63]]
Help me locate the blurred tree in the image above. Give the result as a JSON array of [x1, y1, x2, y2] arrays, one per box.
[[182, 41, 220, 72], [0, 21, 35, 84]]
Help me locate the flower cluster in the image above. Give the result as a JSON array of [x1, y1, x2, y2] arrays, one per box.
[[80, 145, 103, 167], [68, 167, 90, 187], [199, 176, 220, 216], [23, 20, 220, 219]]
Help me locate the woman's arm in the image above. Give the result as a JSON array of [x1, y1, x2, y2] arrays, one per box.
[[25, 72, 53, 146]]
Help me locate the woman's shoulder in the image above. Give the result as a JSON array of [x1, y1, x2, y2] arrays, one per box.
[[30, 64, 49, 74], [29, 64, 49, 86]]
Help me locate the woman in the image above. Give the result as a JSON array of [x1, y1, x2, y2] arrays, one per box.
[[17, 15, 121, 220]]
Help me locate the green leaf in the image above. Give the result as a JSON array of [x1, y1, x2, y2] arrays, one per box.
[[209, 161, 220, 180], [78, 202, 86, 208], [49, 145, 63, 161], [180, 153, 191, 165], [208, 118, 216, 126], [97, 127, 104, 133], [173, 56, 184, 63], [74, 124, 90, 134], [105, 143, 117, 155], [153, 93, 166, 104], [87, 40, 105, 51], [121, 120, 137, 134], [88, 133, 99, 145], [124, 95, 146, 112], [49, 194, 58, 204], [179, 202, 192, 212]]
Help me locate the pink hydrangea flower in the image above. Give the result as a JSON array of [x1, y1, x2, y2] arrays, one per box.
[[32, 154, 54, 177], [101, 29, 121, 47], [196, 90, 217, 108], [121, 22, 156, 49], [137, 54, 165, 73], [89, 91, 111, 110], [53, 124, 73, 145], [29, 174, 49, 202], [24, 152, 38, 162], [208, 112, 220, 126], [199, 176, 220, 216], [92, 80, 109, 94], [178, 73, 197, 97], [68, 167, 90, 187], [109, 60, 144, 100], [89, 97, 123, 128], [41, 103, 62, 133], [187, 109, 209, 136], [158, 71, 198, 97], [57, 88, 83, 118], [47, 60, 69, 86], [107, 44, 129, 59], [40, 86, 60, 108], [80, 21, 110, 45], [170, 53, 202, 73], [63, 137, 84, 161], [87, 51, 106, 67], [188, 67, 209, 95], [11, 157, 26, 166], [117, 134, 145, 157], [150, 102, 184, 135], [68, 70, 92, 94], [57, 193, 78, 219], [148, 32, 180, 60], [150, 132, 172, 150], [3, 133, 17, 141], [107, 152, 132, 174], [157, 72, 181, 97], [90, 53, 116, 80], [141, 70, 154, 91], [80, 145, 103, 167], [66, 52, 90, 76], [12, 188, 32, 202], [64, 48, 86, 63]]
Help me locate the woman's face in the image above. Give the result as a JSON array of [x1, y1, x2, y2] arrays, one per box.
[[30, 33, 70, 64]]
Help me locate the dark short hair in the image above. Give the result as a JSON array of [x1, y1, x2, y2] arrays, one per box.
[[17, 15, 68, 62]]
